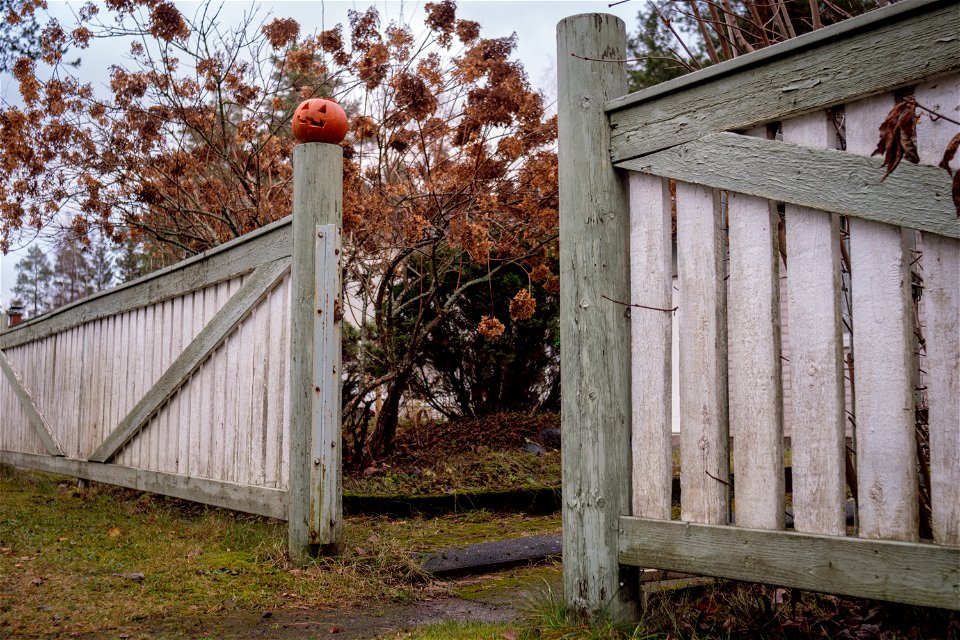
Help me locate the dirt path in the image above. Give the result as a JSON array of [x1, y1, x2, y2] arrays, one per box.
[[154, 597, 515, 639], [80, 572, 550, 640]]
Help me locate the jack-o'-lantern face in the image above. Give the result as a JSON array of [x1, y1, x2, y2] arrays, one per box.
[[292, 98, 348, 144]]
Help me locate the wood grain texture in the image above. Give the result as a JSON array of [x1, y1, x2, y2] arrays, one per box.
[[728, 186, 785, 530], [0, 349, 63, 456], [311, 226, 343, 547], [606, 0, 959, 161], [782, 112, 847, 537], [0, 450, 287, 521], [618, 516, 960, 610], [676, 182, 729, 525], [915, 75, 960, 547], [89, 260, 290, 464], [0, 218, 293, 351], [288, 143, 343, 564], [266, 276, 291, 489], [0, 347, 43, 454], [923, 234, 960, 547], [628, 173, 673, 520], [557, 13, 638, 621], [616, 133, 959, 239], [846, 96, 919, 542]]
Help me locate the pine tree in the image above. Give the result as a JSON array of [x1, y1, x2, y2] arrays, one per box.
[[86, 239, 116, 292], [116, 236, 149, 283], [51, 235, 92, 308], [12, 244, 54, 318]]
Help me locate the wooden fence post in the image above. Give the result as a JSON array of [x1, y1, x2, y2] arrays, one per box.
[[289, 142, 343, 565], [557, 13, 637, 621]]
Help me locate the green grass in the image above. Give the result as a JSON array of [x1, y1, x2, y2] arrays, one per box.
[[0, 465, 560, 638], [344, 447, 561, 496]]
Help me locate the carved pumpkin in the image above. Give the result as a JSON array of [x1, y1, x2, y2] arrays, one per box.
[[292, 98, 348, 144]]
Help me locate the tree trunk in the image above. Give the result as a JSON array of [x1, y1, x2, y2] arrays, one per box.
[[368, 366, 413, 458]]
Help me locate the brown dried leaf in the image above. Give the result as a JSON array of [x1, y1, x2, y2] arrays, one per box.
[[873, 96, 919, 180], [896, 104, 919, 165], [940, 132, 960, 176]]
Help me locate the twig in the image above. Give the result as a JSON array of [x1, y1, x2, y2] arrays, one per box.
[[706, 1, 735, 59], [569, 52, 695, 71], [653, 5, 705, 68], [807, 0, 823, 30], [821, 0, 854, 19], [600, 294, 678, 314], [705, 470, 733, 488], [608, 0, 632, 6], [776, 0, 798, 38], [688, 0, 721, 64], [916, 101, 960, 126]]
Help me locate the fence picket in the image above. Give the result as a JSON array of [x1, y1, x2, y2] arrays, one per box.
[[846, 95, 920, 542], [677, 182, 729, 525], [172, 296, 187, 474], [728, 177, 786, 530], [782, 111, 848, 537], [915, 76, 960, 546], [628, 173, 674, 520]]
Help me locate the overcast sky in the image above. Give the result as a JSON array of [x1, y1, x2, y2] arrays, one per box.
[[0, 0, 645, 307]]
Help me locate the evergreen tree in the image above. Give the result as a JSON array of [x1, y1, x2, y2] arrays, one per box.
[[116, 235, 149, 283], [86, 238, 116, 292], [51, 235, 92, 308], [12, 244, 53, 317], [0, 0, 42, 74]]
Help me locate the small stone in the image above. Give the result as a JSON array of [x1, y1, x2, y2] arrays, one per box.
[[111, 572, 145, 582], [261, 610, 273, 619], [31, 577, 43, 586], [521, 442, 546, 456]]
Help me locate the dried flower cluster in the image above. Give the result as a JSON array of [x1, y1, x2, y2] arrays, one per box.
[[477, 315, 506, 340], [508, 288, 536, 321]]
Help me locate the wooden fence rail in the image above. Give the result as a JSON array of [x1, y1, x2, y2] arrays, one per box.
[[558, 0, 959, 620], [0, 142, 343, 564]]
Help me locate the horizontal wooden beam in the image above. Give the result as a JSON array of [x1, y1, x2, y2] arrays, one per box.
[[619, 516, 960, 610], [0, 450, 287, 520], [89, 257, 291, 464], [0, 217, 292, 350], [606, 0, 960, 162], [0, 350, 63, 456], [617, 133, 959, 239]]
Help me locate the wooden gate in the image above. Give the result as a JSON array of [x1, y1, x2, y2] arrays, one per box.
[[557, 0, 959, 619], [0, 143, 342, 564]]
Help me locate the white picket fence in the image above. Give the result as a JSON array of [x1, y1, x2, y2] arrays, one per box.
[[558, 0, 959, 618], [0, 143, 343, 563]]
